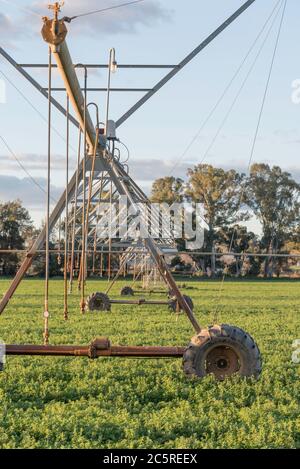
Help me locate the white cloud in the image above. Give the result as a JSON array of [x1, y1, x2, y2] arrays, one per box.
[[129, 158, 190, 181], [63, 0, 171, 36], [0, 155, 190, 215], [0, 174, 61, 208], [1, 1, 171, 48], [0, 152, 190, 179], [27, 0, 171, 38], [0, 12, 23, 47], [0, 153, 76, 171], [1, 157, 300, 232], [0, 12, 14, 33]]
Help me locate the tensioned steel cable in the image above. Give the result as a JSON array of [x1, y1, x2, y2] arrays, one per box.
[[0, 134, 50, 197], [63, 96, 70, 321], [0, 68, 77, 152], [64, 0, 147, 22], [44, 46, 52, 346], [167, 0, 283, 262], [69, 129, 82, 293], [57, 217, 62, 266], [169, 0, 282, 175], [212, 0, 288, 324], [165, 1, 283, 258], [79, 67, 88, 312], [93, 172, 105, 274], [0, 68, 77, 202], [0, 0, 147, 27], [196, 1, 284, 168]]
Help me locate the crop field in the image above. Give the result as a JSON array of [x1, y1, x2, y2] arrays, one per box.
[[0, 278, 299, 449]]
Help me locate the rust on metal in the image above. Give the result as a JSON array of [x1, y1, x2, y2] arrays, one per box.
[[206, 345, 240, 380], [42, 17, 67, 46], [5, 342, 185, 358]]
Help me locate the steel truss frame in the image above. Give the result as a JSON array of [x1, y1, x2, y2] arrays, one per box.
[[0, 1, 257, 360]]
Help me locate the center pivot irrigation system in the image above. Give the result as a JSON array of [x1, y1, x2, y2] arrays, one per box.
[[0, 1, 262, 380]]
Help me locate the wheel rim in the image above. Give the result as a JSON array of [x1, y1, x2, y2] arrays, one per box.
[[205, 345, 240, 379], [89, 293, 110, 311]]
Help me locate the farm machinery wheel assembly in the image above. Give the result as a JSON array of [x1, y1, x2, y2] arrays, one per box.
[[87, 292, 193, 313], [87, 293, 111, 312], [3, 325, 262, 380], [183, 324, 262, 380], [120, 286, 135, 297], [169, 295, 194, 314]]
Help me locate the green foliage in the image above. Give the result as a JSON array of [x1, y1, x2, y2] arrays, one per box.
[[0, 278, 299, 449], [186, 165, 247, 229], [246, 164, 300, 251], [185, 164, 247, 272], [151, 177, 184, 204], [0, 200, 34, 275], [246, 164, 300, 277], [29, 250, 63, 278]]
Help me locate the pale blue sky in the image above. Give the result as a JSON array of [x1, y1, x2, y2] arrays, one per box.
[[0, 0, 299, 230]]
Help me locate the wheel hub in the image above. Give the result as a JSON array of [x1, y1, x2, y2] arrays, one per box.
[[206, 345, 240, 379], [216, 357, 229, 370]]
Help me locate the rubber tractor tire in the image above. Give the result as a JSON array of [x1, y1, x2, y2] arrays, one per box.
[[120, 286, 135, 297], [183, 324, 262, 381], [0, 340, 5, 371], [87, 292, 111, 312], [169, 295, 194, 313]]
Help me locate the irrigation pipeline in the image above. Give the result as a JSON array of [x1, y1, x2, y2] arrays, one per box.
[[5, 344, 185, 359]]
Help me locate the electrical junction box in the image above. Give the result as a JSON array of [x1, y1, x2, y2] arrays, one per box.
[[106, 120, 117, 140]]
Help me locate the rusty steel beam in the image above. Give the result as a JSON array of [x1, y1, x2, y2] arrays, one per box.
[[5, 344, 185, 358]]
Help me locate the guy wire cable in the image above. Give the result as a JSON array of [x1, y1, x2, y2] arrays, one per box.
[[63, 95, 70, 321], [212, 0, 288, 324], [43, 46, 52, 346], [169, 0, 282, 175], [0, 68, 77, 152], [197, 0, 284, 168], [69, 128, 82, 293], [63, 0, 147, 22]]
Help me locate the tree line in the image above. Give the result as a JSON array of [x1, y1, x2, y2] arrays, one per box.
[[1, 163, 300, 278], [150, 163, 300, 277]]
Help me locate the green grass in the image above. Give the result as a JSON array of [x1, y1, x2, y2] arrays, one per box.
[[0, 277, 299, 449]]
